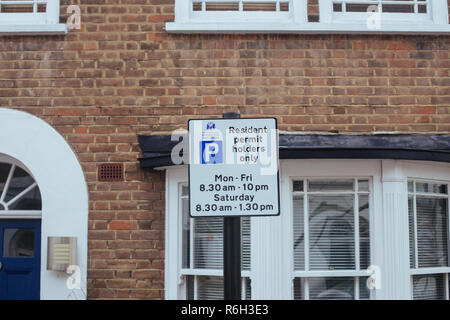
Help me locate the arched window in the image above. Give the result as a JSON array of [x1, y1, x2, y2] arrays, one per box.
[[0, 158, 42, 213]]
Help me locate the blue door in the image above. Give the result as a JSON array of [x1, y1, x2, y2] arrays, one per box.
[[0, 220, 41, 300]]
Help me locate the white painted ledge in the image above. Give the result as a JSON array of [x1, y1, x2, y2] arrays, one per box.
[[166, 22, 450, 34], [0, 24, 67, 36]]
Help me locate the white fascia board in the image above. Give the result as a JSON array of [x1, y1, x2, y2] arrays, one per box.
[[166, 22, 450, 34], [0, 24, 68, 36]]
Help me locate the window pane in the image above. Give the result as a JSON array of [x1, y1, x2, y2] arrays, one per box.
[[359, 276, 370, 300], [182, 197, 190, 269], [416, 182, 447, 194], [293, 195, 304, 270], [416, 197, 448, 268], [408, 181, 414, 192], [4, 167, 34, 203], [0, 163, 12, 198], [346, 4, 371, 12], [309, 277, 354, 300], [309, 195, 355, 270], [186, 275, 195, 300], [3, 228, 35, 257], [182, 185, 189, 197], [383, 4, 414, 13], [242, 217, 251, 271], [244, 278, 252, 300], [186, 276, 251, 300], [413, 274, 446, 300], [293, 180, 303, 192], [358, 180, 369, 192], [308, 180, 354, 192], [7, 186, 41, 211], [408, 196, 416, 268], [198, 276, 223, 300], [359, 195, 370, 270], [194, 218, 223, 269], [293, 278, 305, 300], [191, 216, 250, 270]]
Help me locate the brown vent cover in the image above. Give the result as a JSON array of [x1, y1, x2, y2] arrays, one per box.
[[98, 163, 124, 182]]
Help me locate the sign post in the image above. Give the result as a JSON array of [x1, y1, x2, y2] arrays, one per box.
[[188, 113, 280, 300], [222, 112, 242, 301]]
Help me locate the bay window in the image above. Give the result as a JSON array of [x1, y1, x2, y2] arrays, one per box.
[[164, 160, 450, 300]]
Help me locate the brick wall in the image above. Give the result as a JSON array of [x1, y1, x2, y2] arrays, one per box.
[[0, 0, 449, 299]]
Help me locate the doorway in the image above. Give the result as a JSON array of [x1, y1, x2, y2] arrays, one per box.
[[0, 220, 41, 300]]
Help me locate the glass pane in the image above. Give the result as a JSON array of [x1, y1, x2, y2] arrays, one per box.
[[309, 195, 355, 270], [416, 182, 447, 194], [198, 276, 223, 300], [192, 216, 250, 270], [293, 278, 305, 300], [418, 4, 427, 13], [359, 195, 370, 270], [408, 181, 414, 192], [182, 185, 189, 197], [3, 228, 35, 257], [359, 276, 370, 300], [413, 274, 446, 300], [383, 4, 414, 13], [182, 197, 190, 269], [242, 217, 251, 271], [309, 277, 354, 300], [7, 186, 41, 211], [293, 180, 303, 192], [4, 166, 35, 203], [346, 4, 371, 12], [0, 163, 12, 198], [186, 275, 195, 300], [333, 3, 342, 12], [194, 218, 223, 269], [186, 276, 250, 300], [308, 180, 354, 192], [244, 278, 252, 300], [293, 195, 304, 270], [416, 197, 448, 268], [408, 196, 416, 268], [358, 180, 369, 192]]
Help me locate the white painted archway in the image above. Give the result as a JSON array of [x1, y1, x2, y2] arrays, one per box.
[[0, 108, 88, 300]]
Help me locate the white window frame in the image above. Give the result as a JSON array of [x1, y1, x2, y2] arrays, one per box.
[[0, 154, 41, 219], [320, 0, 448, 25], [0, 0, 67, 35], [281, 160, 382, 300], [167, 0, 450, 34], [289, 176, 374, 300], [403, 161, 450, 299], [164, 159, 450, 300]]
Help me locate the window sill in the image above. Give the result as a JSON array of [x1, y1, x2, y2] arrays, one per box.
[[0, 24, 68, 36], [166, 22, 450, 34]]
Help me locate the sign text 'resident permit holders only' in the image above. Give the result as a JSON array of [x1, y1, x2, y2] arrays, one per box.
[[188, 118, 280, 217]]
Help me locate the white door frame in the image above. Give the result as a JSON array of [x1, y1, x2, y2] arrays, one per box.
[[0, 108, 88, 300]]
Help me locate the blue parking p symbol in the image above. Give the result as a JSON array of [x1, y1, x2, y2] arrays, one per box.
[[200, 140, 223, 164]]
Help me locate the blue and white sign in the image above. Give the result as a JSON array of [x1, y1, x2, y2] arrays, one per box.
[[188, 118, 280, 217]]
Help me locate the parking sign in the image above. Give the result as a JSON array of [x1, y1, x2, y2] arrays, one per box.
[[188, 118, 280, 217]]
